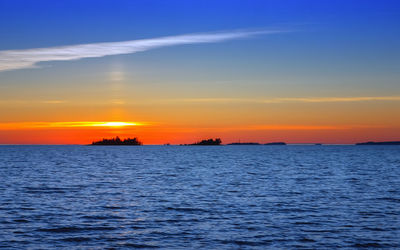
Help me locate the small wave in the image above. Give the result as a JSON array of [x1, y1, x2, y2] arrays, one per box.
[[165, 207, 208, 213], [294, 221, 320, 225], [364, 227, 386, 232], [117, 243, 159, 248], [13, 219, 30, 223], [37, 226, 116, 233], [352, 242, 383, 248], [277, 208, 311, 213], [61, 237, 91, 242], [299, 237, 316, 242], [302, 229, 340, 233], [219, 239, 267, 246], [82, 215, 125, 220], [148, 231, 190, 237], [24, 190, 66, 194], [20, 207, 35, 210], [102, 205, 126, 210], [375, 197, 400, 202], [153, 218, 201, 223], [342, 224, 354, 228]]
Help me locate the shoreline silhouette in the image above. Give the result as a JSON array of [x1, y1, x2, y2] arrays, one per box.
[[87, 137, 400, 146], [91, 136, 142, 146], [181, 138, 222, 146], [264, 142, 286, 145]]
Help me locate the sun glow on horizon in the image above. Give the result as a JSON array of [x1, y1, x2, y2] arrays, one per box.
[[0, 121, 145, 130], [89, 122, 141, 127]]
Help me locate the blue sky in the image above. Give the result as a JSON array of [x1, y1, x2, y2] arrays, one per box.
[[1, 0, 399, 91], [1, 0, 399, 47], [0, 0, 400, 144]]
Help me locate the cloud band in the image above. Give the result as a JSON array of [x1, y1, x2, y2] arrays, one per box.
[[0, 30, 281, 72]]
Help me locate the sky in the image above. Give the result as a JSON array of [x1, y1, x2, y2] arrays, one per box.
[[0, 0, 399, 144]]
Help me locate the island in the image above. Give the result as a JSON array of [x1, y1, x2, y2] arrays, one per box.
[[91, 136, 142, 146], [182, 138, 222, 146], [355, 141, 400, 145], [264, 142, 286, 145]]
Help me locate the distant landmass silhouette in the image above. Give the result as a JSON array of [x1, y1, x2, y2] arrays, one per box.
[[91, 136, 142, 146], [183, 138, 222, 146], [355, 141, 400, 145], [265, 142, 286, 145]]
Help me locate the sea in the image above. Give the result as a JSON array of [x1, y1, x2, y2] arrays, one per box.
[[0, 145, 399, 249]]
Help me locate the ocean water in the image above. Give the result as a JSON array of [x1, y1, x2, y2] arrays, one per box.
[[0, 145, 399, 249]]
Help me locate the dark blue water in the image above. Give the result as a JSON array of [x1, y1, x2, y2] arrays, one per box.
[[0, 145, 399, 249]]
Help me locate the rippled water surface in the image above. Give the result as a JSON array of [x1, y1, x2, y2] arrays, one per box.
[[0, 145, 399, 249]]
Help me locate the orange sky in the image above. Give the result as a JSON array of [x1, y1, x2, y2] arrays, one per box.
[[0, 94, 399, 144], [0, 121, 398, 145]]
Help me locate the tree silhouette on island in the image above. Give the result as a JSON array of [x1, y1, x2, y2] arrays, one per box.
[[90, 137, 400, 146], [90, 137, 223, 146], [89, 137, 292, 146], [91, 136, 142, 146], [189, 138, 222, 146], [180, 138, 222, 146]]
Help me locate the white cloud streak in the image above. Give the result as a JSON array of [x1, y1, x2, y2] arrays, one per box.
[[1, 96, 399, 107], [176, 96, 400, 104], [263, 96, 400, 103], [0, 30, 282, 72]]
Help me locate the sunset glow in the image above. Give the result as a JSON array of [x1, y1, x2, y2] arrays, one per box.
[[88, 122, 142, 127], [0, 121, 144, 130], [0, 1, 399, 145]]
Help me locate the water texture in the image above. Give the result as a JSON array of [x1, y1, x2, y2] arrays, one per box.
[[0, 145, 399, 249]]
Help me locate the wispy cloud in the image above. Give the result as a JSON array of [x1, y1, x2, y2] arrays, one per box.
[[0, 100, 67, 105], [2, 95, 399, 107], [263, 96, 400, 103], [174, 96, 400, 104], [40, 100, 67, 104], [0, 29, 282, 72], [237, 124, 386, 131]]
